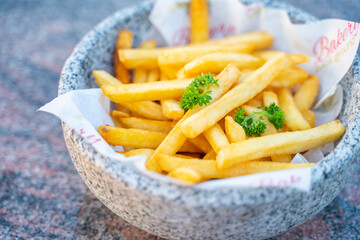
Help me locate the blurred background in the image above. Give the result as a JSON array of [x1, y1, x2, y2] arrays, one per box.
[[1, 0, 359, 239]]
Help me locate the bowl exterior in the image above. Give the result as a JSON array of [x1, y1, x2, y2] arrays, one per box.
[[59, 0, 360, 239]]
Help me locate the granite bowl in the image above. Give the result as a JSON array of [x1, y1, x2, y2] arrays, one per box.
[[58, 0, 360, 239]]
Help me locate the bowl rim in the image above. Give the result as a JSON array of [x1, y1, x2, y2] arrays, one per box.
[[59, 0, 360, 206]]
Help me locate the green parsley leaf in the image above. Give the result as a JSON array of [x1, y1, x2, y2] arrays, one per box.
[[234, 108, 267, 137], [179, 73, 219, 111], [234, 103, 286, 137], [257, 103, 286, 129]]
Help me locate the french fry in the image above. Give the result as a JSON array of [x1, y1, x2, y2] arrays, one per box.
[[181, 53, 288, 138], [111, 110, 130, 118], [157, 154, 310, 179], [224, 116, 246, 143], [146, 64, 241, 172], [118, 101, 166, 121], [101, 78, 192, 103], [190, 0, 209, 43], [263, 91, 279, 106], [124, 148, 154, 158], [119, 31, 271, 71], [294, 76, 320, 110], [119, 48, 161, 69], [301, 109, 316, 128], [242, 105, 278, 136], [111, 114, 125, 128], [115, 105, 131, 114], [188, 134, 212, 153], [270, 67, 308, 88], [278, 88, 311, 131], [254, 51, 309, 66], [159, 44, 254, 78], [156, 153, 246, 178], [133, 40, 157, 83], [94, 71, 166, 120], [204, 123, 230, 153], [133, 69, 148, 83], [93, 70, 123, 86], [114, 30, 133, 83], [203, 149, 216, 160], [271, 154, 292, 163], [204, 31, 273, 50], [160, 99, 185, 120], [244, 161, 314, 174], [98, 125, 201, 152], [217, 120, 344, 169], [147, 68, 160, 82], [117, 117, 173, 133], [178, 53, 263, 78], [168, 167, 202, 183]]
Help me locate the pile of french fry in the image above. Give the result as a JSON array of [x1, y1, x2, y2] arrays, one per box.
[[94, 0, 345, 183]]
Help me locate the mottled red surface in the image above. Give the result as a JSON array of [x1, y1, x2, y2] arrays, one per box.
[[0, 0, 359, 239]]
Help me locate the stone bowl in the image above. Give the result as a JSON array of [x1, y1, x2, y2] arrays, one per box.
[[58, 0, 360, 239]]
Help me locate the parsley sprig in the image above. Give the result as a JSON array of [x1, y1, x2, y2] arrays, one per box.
[[257, 103, 286, 129], [235, 108, 267, 137], [234, 103, 286, 137], [179, 73, 219, 111]]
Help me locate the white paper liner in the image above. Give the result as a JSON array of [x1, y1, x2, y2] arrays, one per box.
[[39, 0, 360, 192]]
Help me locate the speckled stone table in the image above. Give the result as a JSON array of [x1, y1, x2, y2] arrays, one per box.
[[0, 0, 359, 239]]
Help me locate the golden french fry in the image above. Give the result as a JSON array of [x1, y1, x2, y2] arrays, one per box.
[[190, 0, 209, 43], [254, 51, 309, 66], [224, 116, 246, 143], [244, 161, 314, 174], [118, 101, 166, 121], [133, 40, 157, 83], [287, 54, 310, 66], [278, 88, 311, 131], [301, 109, 316, 128], [178, 53, 263, 78], [98, 125, 200, 152], [159, 44, 254, 78], [93, 70, 123, 86], [101, 78, 192, 103], [146, 64, 241, 172], [147, 68, 160, 82], [115, 105, 131, 114], [263, 91, 279, 106], [271, 154, 292, 163], [124, 148, 154, 158], [156, 153, 246, 178], [117, 117, 172, 133], [119, 48, 161, 69], [205, 31, 273, 50], [168, 167, 202, 183], [188, 134, 212, 153], [203, 149, 216, 160], [217, 120, 344, 169], [242, 105, 278, 136], [270, 67, 308, 88], [114, 30, 133, 83], [111, 114, 125, 128], [294, 76, 320, 110], [94, 71, 166, 119], [157, 154, 305, 179], [133, 69, 148, 83], [181, 53, 287, 138], [111, 110, 130, 118], [204, 123, 229, 153], [160, 99, 184, 120]]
